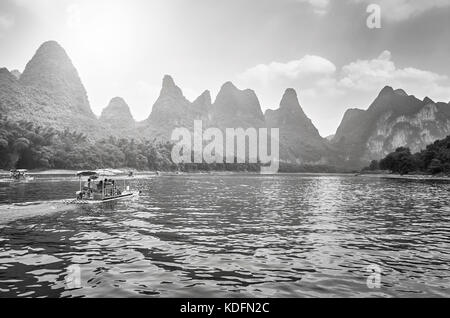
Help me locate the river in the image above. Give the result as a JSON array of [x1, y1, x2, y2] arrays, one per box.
[[0, 174, 449, 297]]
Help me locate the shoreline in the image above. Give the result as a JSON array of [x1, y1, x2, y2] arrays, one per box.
[[1, 169, 449, 180], [359, 173, 450, 181]]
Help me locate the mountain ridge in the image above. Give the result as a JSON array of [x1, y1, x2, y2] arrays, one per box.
[[100, 97, 136, 131], [1, 41, 101, 137], [2, 41, 450, 168], [266, 88, 337, 164], [333, 86, 450, 167]]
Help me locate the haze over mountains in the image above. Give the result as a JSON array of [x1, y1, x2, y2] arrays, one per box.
[[1, 41, 450, 168]]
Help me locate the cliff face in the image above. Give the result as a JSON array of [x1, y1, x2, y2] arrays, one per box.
[[10, 70, 21, 80], [100, 97, 135, 126], [212, 82, 265, 129], [333, 86, 450, 166], [140, 78, 267, 141], [1, 41, 102, 136], [364, 101, 450, 160], [99, 97, 136, 137], [140, 75, 197, 141], [138, 79, 337, 164], [20, 41, 95, 117], [191, 90, 213, 122], [266, 89, 335, 164], [5, 41, 449, 168], [0, 68, 27, 119]]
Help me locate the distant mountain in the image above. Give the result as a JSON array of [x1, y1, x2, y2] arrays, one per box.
[[141, 78, 267, 141], [139, 78, 340, 164], [5, 41, 448, 169], [333, 86, 450, 166], [21, 41, 95, 117], [191, 90, 213, 122], [212, 82, 265, 129], [140, 75, 198, 141], [10, 70, 21, 80], [100, 97, 136, 136], [266, 89, 336, 164], [0, 41, 101, 136]]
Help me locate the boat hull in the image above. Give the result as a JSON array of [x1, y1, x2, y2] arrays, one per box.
[[64, 191, 140, 205]]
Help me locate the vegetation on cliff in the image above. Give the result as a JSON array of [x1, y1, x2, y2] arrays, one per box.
[[364, 135, 450, 175], [0, 115, 261, 172]]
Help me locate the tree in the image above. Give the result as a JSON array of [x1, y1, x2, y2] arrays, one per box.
[[379, 147, 417, 175], [428, 159, 443, 174], [377, 136, 450, 175], [369, 160, 379, 171]]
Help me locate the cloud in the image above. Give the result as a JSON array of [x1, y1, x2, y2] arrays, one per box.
[[297, 0, 330, 15], [0, 14, 15, 30], [66, 3, 82, 29], [338, 50, 450, 101], [352, 0, 450, 21], [238, 55, 336, 87], [10, 0, 64, 17], [239, 50, 450, 103], [236, 51, 450, 135], [65, 1, 123, 30], [0, 13, 14, 38], [297, 0, 449, 19]]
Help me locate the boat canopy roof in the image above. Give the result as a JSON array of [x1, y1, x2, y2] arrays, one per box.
[[11, 169, 28, 173], [76, 169, 123, 177], [96, 169, 123, 176], [76, 171, 99, 177]]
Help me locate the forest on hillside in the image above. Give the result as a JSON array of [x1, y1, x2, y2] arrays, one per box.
[[364, 136, 450, 175], [0, 115, 357, 173], [0, 115, 262, 172]]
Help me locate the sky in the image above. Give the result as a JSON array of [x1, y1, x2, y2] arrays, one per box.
[[0, 0, 449, 136]]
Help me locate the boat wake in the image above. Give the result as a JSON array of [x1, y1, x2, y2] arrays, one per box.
[[0, 200, 77, 225]]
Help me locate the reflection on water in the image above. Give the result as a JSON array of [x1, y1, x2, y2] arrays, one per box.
[[0, 175, 450, 297]]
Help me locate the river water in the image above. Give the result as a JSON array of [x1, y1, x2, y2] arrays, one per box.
[[0, 174, 449, 298]]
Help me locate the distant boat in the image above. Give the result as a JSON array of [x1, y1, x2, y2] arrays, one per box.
[[64, 170, 140, 204], [95, 168, 123, 176], [10, 169, 34, 182]]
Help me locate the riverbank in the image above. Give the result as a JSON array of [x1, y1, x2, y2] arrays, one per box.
[[0, 169, 264, 178], [3, 169, 450, 181], [360, 172, 450, 181], [0, 169, 159, 177], [0, 169, 245, 175]]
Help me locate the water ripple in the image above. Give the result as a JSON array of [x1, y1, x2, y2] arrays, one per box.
[[0, 175, 449, 297]]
